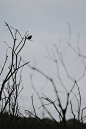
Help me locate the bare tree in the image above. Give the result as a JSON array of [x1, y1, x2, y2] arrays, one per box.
[[0, 22, 31, 128], [25, 25, 86, 128]]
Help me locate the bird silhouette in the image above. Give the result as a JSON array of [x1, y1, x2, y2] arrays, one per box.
[[27, 35, 32, 40]]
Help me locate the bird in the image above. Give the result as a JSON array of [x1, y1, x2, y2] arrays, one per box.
[[27, 35, 32, 40]]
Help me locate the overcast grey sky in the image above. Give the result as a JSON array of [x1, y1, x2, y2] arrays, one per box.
[[0, 0, 86, 120]]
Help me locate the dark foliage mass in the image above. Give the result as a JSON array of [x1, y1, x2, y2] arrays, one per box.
[[0, 112, 86, 129]]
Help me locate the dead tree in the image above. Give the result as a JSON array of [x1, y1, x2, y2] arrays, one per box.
[[0, 22, 31, 128], [25, 25, 86, 128]]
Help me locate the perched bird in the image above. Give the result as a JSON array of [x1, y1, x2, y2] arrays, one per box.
[[27, 35, 32, 40], [26, 35, 33, 42]]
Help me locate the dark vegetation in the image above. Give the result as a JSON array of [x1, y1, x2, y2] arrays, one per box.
[[0, 22, 86, 129], [0, 112, 86, 129]]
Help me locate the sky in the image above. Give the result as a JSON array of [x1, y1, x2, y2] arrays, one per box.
[[0, 0, 86, 121]]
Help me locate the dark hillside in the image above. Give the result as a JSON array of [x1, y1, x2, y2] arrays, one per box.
[[0, 113, 86, 129]]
